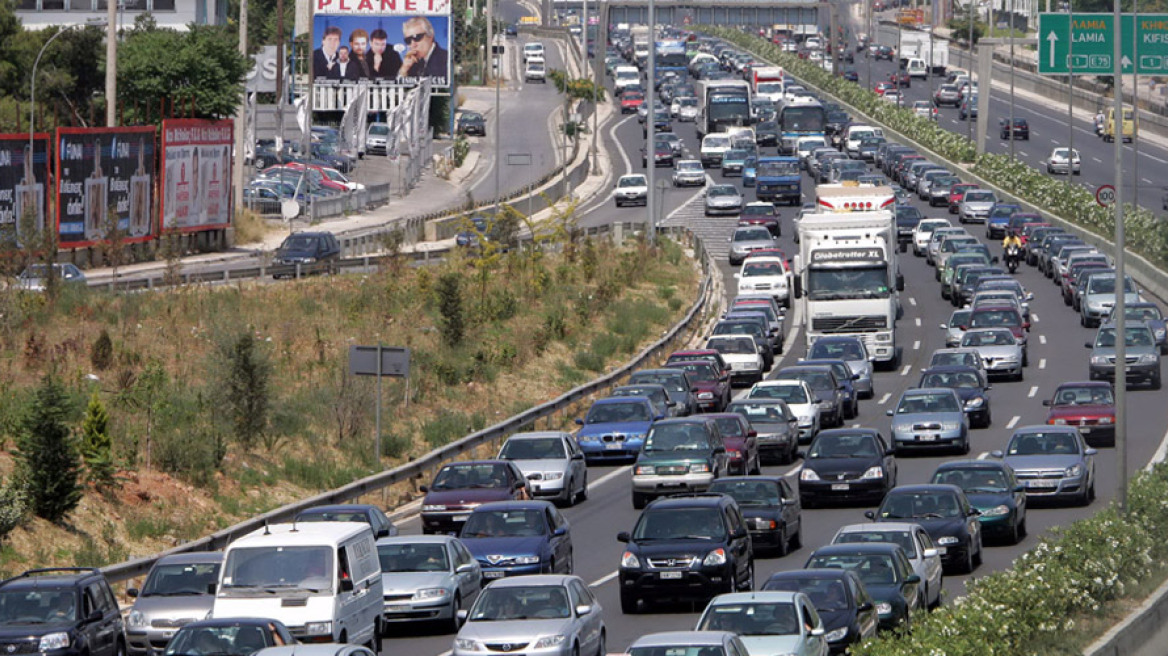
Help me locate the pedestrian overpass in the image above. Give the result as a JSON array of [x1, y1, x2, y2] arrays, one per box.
[[546, 0, 823, 31]]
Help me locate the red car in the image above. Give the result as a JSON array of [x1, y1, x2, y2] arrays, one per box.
[[667, 359, 732, 412], [948, 183, 979, 214], [969, 305, 1030, 342], [621, 91, 645, 114], [706, 413, 761, 475], [1043, 381, 1116, 447], [1019, 221, 1051, 247], [419, 460, 530, 534], [665, 349, 732, 382], [873, 81, 894, 96], [889, 71, 911, 88]]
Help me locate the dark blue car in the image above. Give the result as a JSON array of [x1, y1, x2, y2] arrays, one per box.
[[917, 365, 992, 428], [866, 483, 984, 574], [986, 203, 1022, 239], [574, 396, 661, 463], [931, 460, 1027, 545], [458, 500, 573, 579], [803, 543, 922, 633], [762, 569, 878, 653]]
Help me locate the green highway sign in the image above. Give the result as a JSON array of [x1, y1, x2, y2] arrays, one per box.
[[1038, 13, 1168, 75]]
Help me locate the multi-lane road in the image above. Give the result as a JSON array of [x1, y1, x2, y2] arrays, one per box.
[[381, 27, 1168, 656]]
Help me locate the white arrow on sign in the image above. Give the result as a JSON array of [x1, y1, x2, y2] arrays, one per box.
[[1047, 31, 1059, 68], [1122, 55, 1133, 69]]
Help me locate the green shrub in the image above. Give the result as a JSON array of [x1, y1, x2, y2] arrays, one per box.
[[0, 482, 27, 541], [80, 392, 118, 493], [90, 329, 114, 371], [14, 374, 81, 523], [573, 350, 605, 372], [421, 410, 485, 448], [436, 272, 465, 347]]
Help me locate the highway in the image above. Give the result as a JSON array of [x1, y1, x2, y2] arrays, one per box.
[[379, 27, 1168, 656]]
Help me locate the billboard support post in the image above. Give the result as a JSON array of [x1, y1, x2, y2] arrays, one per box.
[[234, 0, 248, 216]]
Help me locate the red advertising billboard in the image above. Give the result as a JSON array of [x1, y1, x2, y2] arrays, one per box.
[[55, 127, 157, 249], [160, 119, 234, 233]]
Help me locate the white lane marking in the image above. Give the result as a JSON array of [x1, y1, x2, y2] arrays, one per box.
[[851, 423, 861, 428], [915, 317, 922, 327], [609, 115, 636, 173], [1039, 335, 1047, 345], [1019, 150, 1029, 157], [977, 451, 990, 460], [913, 340, 921, 350], [591, 465, 633, 488], [1039, 358, 1047, 369], [1032, 313, 1040, 323], [590, 571, 619, 587], [1028, 386, 1039, 398], [1006, 416, 1021, 429], [1143, 178, 1154, 185], [1142, 152, 1168, 165], [909, 297, 917, 306], [878, 392, 891, 405], [900, 365, 911, 376], [1145, 423, 1168, 471], [1092, 156, 1102, 164]]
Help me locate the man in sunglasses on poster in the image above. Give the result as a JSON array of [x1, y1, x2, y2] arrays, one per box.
[[398, 16, 447, 83]]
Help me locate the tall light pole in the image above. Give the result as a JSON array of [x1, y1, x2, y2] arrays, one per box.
[[646, 0, 656, 245], [32, 20, 107, 154], [967, 0, 974, 145], [1066, 0, 1073, 173], [1113, 0, 1129, 514], [234, 0, 249, 212], [106, 0, 117, 126], [490, 0, 501, 218], [1008, 0, 1016, 160]]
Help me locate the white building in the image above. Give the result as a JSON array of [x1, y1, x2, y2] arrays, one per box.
[[16, 0, 228, 31]]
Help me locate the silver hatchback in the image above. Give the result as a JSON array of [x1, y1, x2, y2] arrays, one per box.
[[126, 553, 223, 656], [705, 184, 745, 217], [886, 388, 970, 454], [960, 327, 1025, 381], [453, 575, 605, 656]]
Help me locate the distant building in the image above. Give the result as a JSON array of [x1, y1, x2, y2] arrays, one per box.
[[17, 0, 229, 31]]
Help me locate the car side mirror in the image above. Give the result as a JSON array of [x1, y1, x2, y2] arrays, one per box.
[[857, 600, 874, 612], [1042, 399, 1051, 406], [456, 563, 477, 574], [617, 531, 631, 543], [796, 451, 806, 460], [513, 480, 526, 491], [575, 418, 585, 425], [1015, 484, 1025, 493], [339, 578, 354, 592], [1085, 342, 1093, 348], [207, 583, 217, 595], [126, 588, 139, 598], [885, 409, 894, 416], [655, 414, 666, 421], [1086, 448, 1098, 456], [457, 609, 469, 621], [809, 626, 825, 637], [939, 323, 948, 330], [734, 273, 742, 278], [572, 452, 585, 460], [419, 485, 429, 493], [904, 574, 922, 584], [714, 446, 726, 454], [922, 548, 940, 558], [732, 528, 749, 539], [864, 510, 877, 520], [553, 527, 568, 537], [990, 450, 1005, 458], [575, 604, 593, 617], [968, 508, 982, 517], [748, 430, 758, 437]]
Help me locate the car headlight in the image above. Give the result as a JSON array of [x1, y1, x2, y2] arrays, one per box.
[[861, 466, 885, 480], [1052, 418, 1068, 425], [964, 397, 985, 409], [696, 392, 714, 400], [534, 636, 568, 649], [941, 421, 961, 431], [800, 468, 820, 481], [423, 505, 447, 512], [1099, 416, 1114, 424], [634, 465, 655, 475], [818, 400, 834, 410], [824, 627, 848, 642], [1090, 355, 1109, 365], [937, 536, 959, 546], [305, 621, 333, 636], [752, 517, 778, 530], [543, 471, 564, 481], [1066, 464, 1083, 477], [514, 556, 541, 565], [690, 463, 712, 474], [1138, 353, 1158, 364], [703, 548, 727, 566], [621, 551, 641, 569], [39, 633, 70, 651], [875, 601, 892, 616], [127, 610, 147, 628], [455, 638, 483, 651], [301, 257, 317, 264], [893, 423, 912, 433], [413, 588, 449, 600], [982, 504, 1011, 517]]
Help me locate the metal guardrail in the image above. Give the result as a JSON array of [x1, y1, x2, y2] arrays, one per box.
[[99, 223, 714, 584]]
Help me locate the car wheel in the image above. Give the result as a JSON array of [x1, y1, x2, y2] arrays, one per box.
[[1019, 515, 1028, 539], [448, 593, 462, 634], [776, 526, 790, 557], [959, 542, 975, 574], [1152, 372, 1162, 390], [577, 473, 589, 503], [740, 562, 755, 591], [620, 590, 640, 614], [632, 491, 649, 509]]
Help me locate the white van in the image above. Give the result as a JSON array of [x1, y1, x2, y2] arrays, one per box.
[[213, 522, 383, 647], [844, 125, 884, 153], [523, 42, 545, 63], [614, 65, 641, 91], [906, 58, 928, 79]]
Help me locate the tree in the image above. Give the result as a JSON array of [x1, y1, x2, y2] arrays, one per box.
[[14, 373, 82, 523], [217, 332, 272, 448], [118, 19, 250, 120], [547, 69, 606, 141], [436, 272, 465, 347], [80, 392, 117, 493], [0, 479, 26, 541]]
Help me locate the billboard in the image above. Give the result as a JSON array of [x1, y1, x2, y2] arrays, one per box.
[[160, 119, 234, 233], [56, 127, 156, 248], [0, 134, 51, 249], [312, 0, 452, 96]]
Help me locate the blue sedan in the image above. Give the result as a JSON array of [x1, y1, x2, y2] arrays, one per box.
[[458, 501, 573, 579], [574, 396, 661, 464]]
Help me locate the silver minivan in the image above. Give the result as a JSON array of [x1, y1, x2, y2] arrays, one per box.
[[126, 552, 224, 656]]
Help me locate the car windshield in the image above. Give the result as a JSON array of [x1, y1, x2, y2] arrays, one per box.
[[673, 363, 718, 381], [631, 372, 687, 393], [697, 601, 800, 635], [0, 590, 76, 624], [749, 384, 807, 404], [763, 579, 849, 611], [782, 371, 832, 392], [962, 330, 1017, 347], [808, 340, 864, 361], [965, 191, 995, 203], [677, 161, 703, 172], [895, 392, 961, 413], [933, 468, 1010, 493], [734, 228, 771, 242], [1008, 431, 1080, 456], [430, 463, 510, 490], [618, 177, 646, 188], [630, 648, 725, 656], [705, 137, 731, 149], [709, 186, 739, 197], [879, 492, 963, 519], [921, 371, 982, 389], [139, 563, 221, 596], [633, 508, 725, 540], [834, 530, 917, 558], [679, 98, 698, 107], [281, 235, 321, 251], [643, 424, 710, 452], [728, 401, 788, 424], [585, 401, 652, 424], [931, 352, 979, 368], [499, 437, 567, 460], [221, 546, 333, 591], [469, 585, 571, 621], [164, 625, 272, 656], [724, 149, 749, 161], [1095, 327, 1154, 347], [462, 509, 546, 538], [377, 542, 449, 572], [809, 434, 878, 459], [805, 554, 899, 586], [708, 480, 780, 507], [1088, 276, 1134, 294], [707, 336, 755, 354], [368, 124, 389, 135], [713, 417, 745, 437]]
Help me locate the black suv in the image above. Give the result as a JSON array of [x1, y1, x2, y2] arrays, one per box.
[[0, 568, 125, 656], [998, 117, 1030, 140], [617, 493, 754, 613], [273, 231, 341, 277]]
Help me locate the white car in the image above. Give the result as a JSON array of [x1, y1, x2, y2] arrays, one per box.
[[882, 90, 902, 104], [736, 256, 791, 306], [705, 334, 765, 385], [795, 136, 827, 164], [747, 379, 820, 441], [613, 174, 648, 207], [524, 62, 546, 82], [912, 100, 937, 120], [1046, 147, 1082, 175], [522, 42, 545, 63], [912, 218, 952, 256], [700, 133, 732, 168], [832, 522, 945, 610], [672, 159, 707, 187]]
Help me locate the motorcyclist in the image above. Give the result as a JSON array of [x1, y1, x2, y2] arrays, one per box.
[[1002, 231, 1023, 271], [1002, 230, 1022, 251]]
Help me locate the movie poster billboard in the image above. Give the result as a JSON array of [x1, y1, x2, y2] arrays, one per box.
[[160, 119, 234, 233], [56, 127, 156, 248], [312, 0, 453, 93], [0, 134, 50, 249]]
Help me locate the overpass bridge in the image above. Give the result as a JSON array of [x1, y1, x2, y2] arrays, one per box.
[[543, 0, 823, 31]]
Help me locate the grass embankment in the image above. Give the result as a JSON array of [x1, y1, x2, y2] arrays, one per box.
[[0, 235, 698, 575]]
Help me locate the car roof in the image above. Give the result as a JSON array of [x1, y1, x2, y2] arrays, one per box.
[[483, 574, 579, 589], [810, 542, 905, 557], [1054, 380, 1112, 389], [921, 365, 983, 376], [0, 568, 103, 590], [634, 368, 686, 376], [507, 431, 571, 440], [376, 534, 459, 547], [836, 521, 924, 534], [886, 483, 965, 495], [300, 504, 376, 514], [154, 552, 225, 566], [934, 459, 1011, 473], [707, 591, 803, 605], [593, 395, 652, 406], [814, 427, 880, 440], [712, 475, 785, 486], [471, 500, 557, 512], [628, 631, 735, 648]]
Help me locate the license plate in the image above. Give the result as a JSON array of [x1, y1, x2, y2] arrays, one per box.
[[660, 571, 683, 579], [918, 434, 938, 442], [484, 571, 505, 579], [386, 604, 410, 612], [832, 483, 850, 491], [605, 443, 624, 450], [453, 515, 469, 522], [1027, 479, 1058, 489]]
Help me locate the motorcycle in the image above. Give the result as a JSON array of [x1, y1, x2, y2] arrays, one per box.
[[1005, 245, 1021, 273]]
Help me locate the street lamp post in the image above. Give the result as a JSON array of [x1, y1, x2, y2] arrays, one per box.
[[968, 0, 974, 145], [1009, 0, 1016, 160], [31, 19, 107, 155], [647, 0, 656, 245]]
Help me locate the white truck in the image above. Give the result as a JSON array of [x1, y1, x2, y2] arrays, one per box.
[[792, 206, 903, 366], [815, 183, 896, 213], [752, 66, 786, 103], [631, 25, 651, 63], [898, 30, 949, 76]]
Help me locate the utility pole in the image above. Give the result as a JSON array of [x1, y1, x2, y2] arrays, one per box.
[[277, 0, 286, 162], [647, 0, 656, 245], [490, 0, 501, 217], [1066, 0, 1072, 171], [234, 0, 248, 212], [105, 0, 117, 126], [968, 0, 974, 145], [1114, 0, 1129, 514], [1009, 0, 1016, 160], [1133, 0, 1141, 208]]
